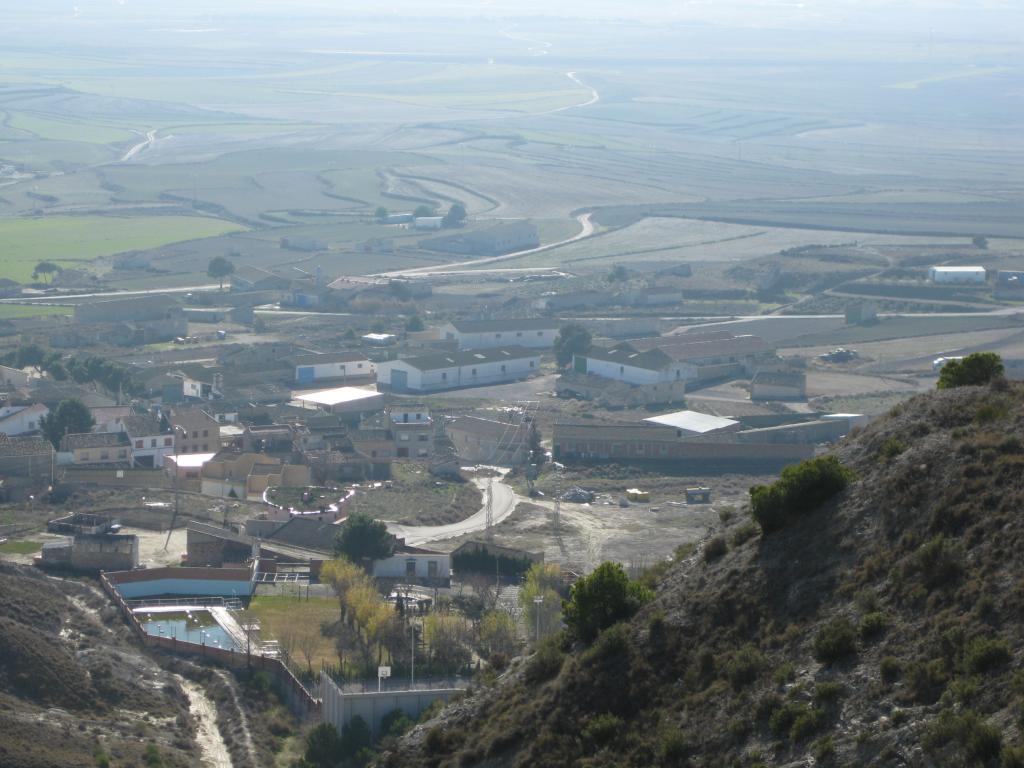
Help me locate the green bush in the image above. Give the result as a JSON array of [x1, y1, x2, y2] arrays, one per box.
[[769, 701, 824, 742], [964, 636, 1011, 674], [583, 622, 630, 664], [525, 632, 566, 685], [859, 611, 890, 640], [880, 656, 901, 683], [563, 562, 653, 643], [703, 536, 728, 562], [937, 352, 1004, 389], [913, 535, 963, 589], [814, 681, 845, 704], [730, 522, 759, 547], [923, 709, 1002, 765], [813, 618, 858, 664], [1003, 745, 1024, 768], [722, 645, 764, 691], [878, 437, 907, 462], [582, 713, 622, 748], [901, 659, 949, 704], [749, 456, 852, 534]]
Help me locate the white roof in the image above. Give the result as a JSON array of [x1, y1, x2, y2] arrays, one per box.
[[931, 266, 985, 272], [643, 410, 738, 434], [166, 452, 216, 468], [295, 386, 381, 406], [362, 333, 396, 341]]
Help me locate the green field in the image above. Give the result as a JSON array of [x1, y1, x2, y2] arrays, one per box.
[[0, 215, 245, 282], [247, 595, 340, 670], [0, 304, 72, 319], [0, 540, 42, 555]]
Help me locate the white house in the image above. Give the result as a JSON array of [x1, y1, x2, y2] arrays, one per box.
[[929, 266, 986, 284], [372, 546, 450, 584], [573, 344, 696, 386], [293, 351, 376, 385], [438, 318, 559, 350], [0, 365, 32, 389], [123, 412, 175, 468], [376, 346, 541, 393], [0, 404, 48, 436]]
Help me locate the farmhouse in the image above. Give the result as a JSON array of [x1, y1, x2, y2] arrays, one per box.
[[124, 412, 175, 468], [0, 365, 32, 389], [928, 266, 986, 284], [60, 432, 131, 466], [293, 351, 376, 384], [376, 346, 541, 393], [170, 408, 221, 454], [0, 434, 54, 478], [751, 369, 807, 401], [571, 344, 696, 386], [372, 546, 451, 587], [438, 318, 559, 350], [200, 452, 312, 499], [0, 403, 48, 436]]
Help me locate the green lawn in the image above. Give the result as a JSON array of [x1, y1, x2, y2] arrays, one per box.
[[0, 540, 42, 555], [0, 215, 246, 282], [0, 304, 71, 319], [246, 595, 340, 671]]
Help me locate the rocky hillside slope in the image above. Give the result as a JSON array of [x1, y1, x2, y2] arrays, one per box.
[[0, 564, 200, 768], [382, 383, 1024, 767]]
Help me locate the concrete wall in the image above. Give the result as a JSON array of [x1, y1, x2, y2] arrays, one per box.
[[580, 356, 693, 386], [295, 359, 375, 382], [321, 673, 461, 738]]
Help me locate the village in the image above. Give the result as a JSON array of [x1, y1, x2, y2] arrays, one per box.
[[3, 247, 1024, 753]]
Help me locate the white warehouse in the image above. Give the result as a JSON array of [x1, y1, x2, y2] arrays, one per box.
[[293, 351, 376, 384], [928, 266, 986, 284], [376, 346, 541, 393], [438, 318, 559, 350]]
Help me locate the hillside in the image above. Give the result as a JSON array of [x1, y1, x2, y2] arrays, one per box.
[[382, 383, 1024, 767], [0, 565, 200, 768]]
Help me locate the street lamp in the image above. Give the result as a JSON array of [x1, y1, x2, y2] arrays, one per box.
[[533, 595, 544, 643]]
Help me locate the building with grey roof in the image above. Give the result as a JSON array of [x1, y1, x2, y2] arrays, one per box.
[[376, 346, 541, 393], [438, 318, 559, 350]]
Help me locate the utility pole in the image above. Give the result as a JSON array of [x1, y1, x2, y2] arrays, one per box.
[[410, 621, 415, 688], [484, 477, 494, 542], [533, 594, 544, 643]]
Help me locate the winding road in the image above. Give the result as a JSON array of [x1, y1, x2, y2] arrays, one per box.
[[375, 211, 596, 278], [386, 475, 520, 546]]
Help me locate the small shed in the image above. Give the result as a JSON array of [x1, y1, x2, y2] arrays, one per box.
[[686, 487, 712, 505]]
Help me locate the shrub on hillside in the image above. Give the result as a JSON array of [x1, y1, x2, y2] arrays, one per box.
[[749, 456, 853, 534], [937, 352, 1004, 389], [923, 709, 1002, 765], [964, 636, 1011, 674], [722, 645, 764, 691], [525, 632, 566, 685], [812, 618, 858, 664], [703, 536, 728, 562], [563, 562, 653, 643]]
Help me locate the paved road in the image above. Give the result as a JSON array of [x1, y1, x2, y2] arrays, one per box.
[[0, 284, 221, 303], [375, 211, 595, 278], [386, 476, 519, 546]]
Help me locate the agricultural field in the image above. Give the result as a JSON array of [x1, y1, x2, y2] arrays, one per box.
[[0, 215, 244, 282], [0, 304, 71, 319]]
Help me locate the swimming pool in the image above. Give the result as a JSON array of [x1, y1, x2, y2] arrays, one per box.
[[135, 609, 240, 651]]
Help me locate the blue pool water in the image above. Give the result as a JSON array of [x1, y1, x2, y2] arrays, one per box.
[[136, 610, 239, 651]]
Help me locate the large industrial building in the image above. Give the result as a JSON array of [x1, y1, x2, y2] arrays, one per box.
[[376, 346, 540, 393]]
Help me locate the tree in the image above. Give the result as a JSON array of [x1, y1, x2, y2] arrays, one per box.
[[424, 613, 472, 674], [562, 561, 653, 643], [31, 261, 62, 284], [40, 398, 94, 449], [479, 610, 517, 658], [606, 264, 630, 283], [13, 343, 45, 371], [442, 202, 467, 228], [404, 315, 425, 332], [520, 563, 565, 643], [334, 511, 396, 565], [374, 206, 389, 221], [413, 204, 434, 218], [937, 352, 1004, 389], [749, 455, 852, 534], [972, 236, 989, 250], [553, 322, 592, 368], [207, 256, 235, 291], [302, 722, 342, 768]]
